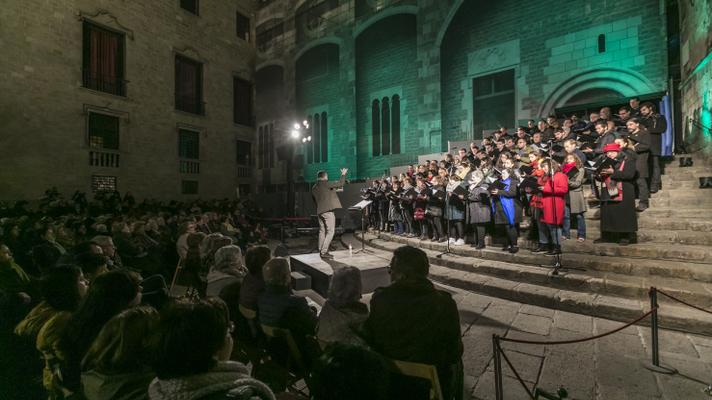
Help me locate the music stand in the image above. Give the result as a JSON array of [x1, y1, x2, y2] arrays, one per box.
[[349, 200, 373, 254]]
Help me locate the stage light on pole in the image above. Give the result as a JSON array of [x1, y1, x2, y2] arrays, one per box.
[[301, 137, 307, 143], [307, 135, 312, 141], [303, 120, 308, 126]]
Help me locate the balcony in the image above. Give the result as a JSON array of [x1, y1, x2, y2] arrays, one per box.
[[180, 159, 200, 174], [237, 166, 253, 178], [83, 70, 126, 97], [89, 150, 120, 168]]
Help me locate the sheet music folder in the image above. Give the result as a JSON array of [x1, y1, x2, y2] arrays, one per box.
[[349, 200, 372, 211]]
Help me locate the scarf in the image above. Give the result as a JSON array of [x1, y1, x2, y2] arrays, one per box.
[[492, 178, 516, 226], [562, 162, 576, 174], [148, 361, 275, 400]]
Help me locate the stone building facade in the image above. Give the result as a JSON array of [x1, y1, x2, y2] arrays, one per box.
[[253, 0, 709, 192], [0, 0, 257, 201]]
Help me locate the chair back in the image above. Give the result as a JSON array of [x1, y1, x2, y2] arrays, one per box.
[[260, 324, 307, 373], [389, 359, 444, 400]]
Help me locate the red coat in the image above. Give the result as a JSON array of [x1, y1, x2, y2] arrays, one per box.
[[539, 172, 568, 225]]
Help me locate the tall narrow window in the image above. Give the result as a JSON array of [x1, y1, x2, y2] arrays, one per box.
[[236, 12, 250, 41], [372, 99, 380, 156], [268, 123, 275, 168], [312, 113, 321, 164], [306, 116, 314, 164], [320, 112, 328, 162], [258, 126, 265, 169], [82, 22, 125, 96], [181, 180, 199, 194], [175, 55, 204, 115], [180, 0, 199, 15], [391, 95, 400, 155], [88, 112, 119, 150], [233, 77, 253, 126], [381, 97, 391, 156], [472, 69, 515, 138], [597, 34, 606, 53], [236, 140, 251, 165], [178, 129, 200, 160]]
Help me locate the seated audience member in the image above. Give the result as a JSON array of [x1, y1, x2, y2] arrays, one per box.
[[16, 265, 87, 342], [81, 307, 158, 400], [239, 245, 271, 311], [316, 266, 368, 347], [0, 242, 33, 312], [258, 258, 318, 361], [56, 269, 143, 396], [149, 298, 275, 400], [91, 235, 123, 269], [75, 252, 109, 283], [181, 232, 206, 296], [363, 245, 463, 400], [206, 245, 246, 297], [310, 344, 390, 400]]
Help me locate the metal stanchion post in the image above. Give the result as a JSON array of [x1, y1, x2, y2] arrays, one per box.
[[493, 335, 504, 400], [643, 287, 677, 374]]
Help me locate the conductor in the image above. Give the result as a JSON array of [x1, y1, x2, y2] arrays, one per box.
[[312, 168, 348, 259]]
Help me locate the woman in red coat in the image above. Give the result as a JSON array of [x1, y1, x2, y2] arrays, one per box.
[[533, 160, 569, 255]]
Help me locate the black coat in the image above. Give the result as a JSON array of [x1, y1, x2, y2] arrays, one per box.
[[628, 128, 651, 178], [467, 186, 491, 224], [363, 278, 462, 400], [640, 114, 667, 156], [600, 154, 638, 233]]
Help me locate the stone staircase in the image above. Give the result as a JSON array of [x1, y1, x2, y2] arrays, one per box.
[[360, 154, 712, 335]]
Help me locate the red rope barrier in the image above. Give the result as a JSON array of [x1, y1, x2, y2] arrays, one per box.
[[499, 307, 657, 346], [497, 343, 536, 400], [656, 289, 712, 316]]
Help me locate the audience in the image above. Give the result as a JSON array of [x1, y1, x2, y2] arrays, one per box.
[[81, 306, 158, 400], [316, 266, 368, 347], [363, 245, 463, 400]]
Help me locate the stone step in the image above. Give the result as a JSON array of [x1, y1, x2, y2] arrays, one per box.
[[367, 232, 712, 280], [585, 207, 712, 219], [427, 263, 712, 336], [650, 196, 712, 207], [582, 225, 712, 246], [363, 236, 712, 334]]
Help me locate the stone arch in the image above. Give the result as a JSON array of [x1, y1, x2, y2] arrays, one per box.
[[435, 0, 464, 48], [294, 37, 342, 63], [256, 59, 285, 71], [538, 67, 658, 116], [353, 5, 418, 39]]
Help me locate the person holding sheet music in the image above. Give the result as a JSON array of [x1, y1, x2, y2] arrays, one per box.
[[535, 160, 569, 256], [426, 176, 447, 242], [625, 118, 652, 211], [596, 143, 638, 245], [414, 178, 430, 240], [467, 170, 491, 249], [400, 178, 417, 237], [387, 179, 404, 235], [490, 168, 522, 254], [562, 154, 587, 242], [445, 176, 467, 246]]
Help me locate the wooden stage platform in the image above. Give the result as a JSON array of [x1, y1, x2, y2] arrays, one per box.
[[289, 250, 391, 297]]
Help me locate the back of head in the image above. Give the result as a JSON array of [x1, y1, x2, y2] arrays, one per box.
[[81, 306, 159, 373], [32, 243, 62, 272], [327, 266, 362, 306], [245, 245, 271, 276], [63, 269, 141, 358], [262, 257, 291, 287], [311, 344, 390, 400], [151, 298, 230, 379], [41, 265, 83, 312], [213, 245, 244, 272], [186, 232, 206, 249], [390, 246, 429, 280]]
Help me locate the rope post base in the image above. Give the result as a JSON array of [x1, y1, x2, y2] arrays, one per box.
[[643, 287, 677, 375]]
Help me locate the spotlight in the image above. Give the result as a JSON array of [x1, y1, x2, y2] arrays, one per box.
[[307, 136, 312, 141], [290, 130, 300, 138], [293, 123, 301, 130], [301, 137, 307, 143], [303, 120, 308, 126]]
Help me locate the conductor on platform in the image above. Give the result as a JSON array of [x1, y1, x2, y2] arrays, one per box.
[[312, 168, 348, 259]]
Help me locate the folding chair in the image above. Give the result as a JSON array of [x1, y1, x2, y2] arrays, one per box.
[[260, 324, 312, 395], [389, 359, 444, 400]]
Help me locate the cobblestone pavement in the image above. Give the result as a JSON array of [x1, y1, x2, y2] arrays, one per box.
[[286, 235, 712, 399], [439, 282, 712, 400]]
